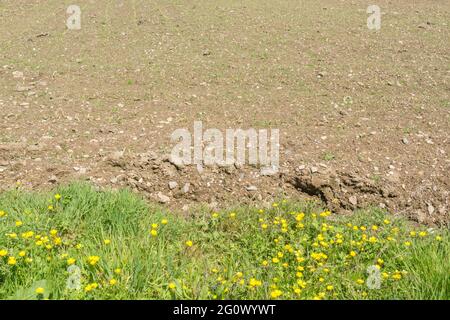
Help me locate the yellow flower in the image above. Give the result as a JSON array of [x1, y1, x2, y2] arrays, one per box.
[[377, 258, 384, 265], [54, 194, 61, 200], [103, 239, 111, 245], [404, 241, 411, 247], [7, 256, 17, 265], [150, 229, 158, 237], [0, 210, 6, 217], [53, 237, 62, 245], [326, 285, 334, 291], [19, 251, 26, 257], [435, 236, 442, 241], [75, 243, 83, 249], [48, 205, 54, 211], [392, 273, 402, 281], [161, 219, 168, 225], [0, 249, 8, 257], [67, 258, 76, 265], [114, 268, 122, 274], [262, 260, 268, 266], [87, 255, 100, 266], [248, 278, 262, 287], [22, 231, 34, 239], [369, 236, 377, 243], [297, 279, 307, 288], [383, 219, 390, 225], [168, 282, 176, 290], [419, 231, 427, 237], [261, 224, 268, 229], [270, 289, 283, 299], [371, 225, 379, 231], [35, 287, 45, 294], [410, 231, 416, 237], [313, 292, 326, 300], [15, 221, 23, 227], [84, 285, 93, 292], [272, 257, 279, 263], [35, 240, 43, 246], [356, 279, 364, 285], [25, 258, 33, 263], [50, 229, 58, 236], [185, 240, 193, 247], [211, 212, 219, 218], [349, 251, 357, 257], [7, 233, 17, 239], [109, 279, 117, 286], [320, 211, 331, 217], [229, 212, 236, 219], [151, 223, 158, 229]]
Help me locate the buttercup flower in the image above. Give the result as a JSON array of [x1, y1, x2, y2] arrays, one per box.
[[87, 255, 100, 266], [35, 287, 45, 294]]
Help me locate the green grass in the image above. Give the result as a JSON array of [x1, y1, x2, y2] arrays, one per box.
[[0, 183, 448, 300]]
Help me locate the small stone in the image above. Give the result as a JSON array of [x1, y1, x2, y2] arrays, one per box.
[[260, 167, 278, 176], [427, 203, 435, 215], [13, 71, 23, 78], [157, 192, 170, 204], [168, 156, 185, 170], [182, 183, 190, 194], [349, 196, 358, 206], [16, 85, 33, 92], [310, 166, 318, 173], [48, 175, 58, 183], [168, 181, 178, 190], [245, 185, 258, 191], [402, 138, 409, 145]]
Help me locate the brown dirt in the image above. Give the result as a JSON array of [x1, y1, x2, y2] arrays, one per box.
[[0, 0, 449, 224]]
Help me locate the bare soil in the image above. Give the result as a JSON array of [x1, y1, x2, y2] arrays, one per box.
[[0, 0, 449, 224]]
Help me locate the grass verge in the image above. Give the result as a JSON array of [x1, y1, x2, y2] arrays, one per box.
[[0, 183, 448, 300]]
